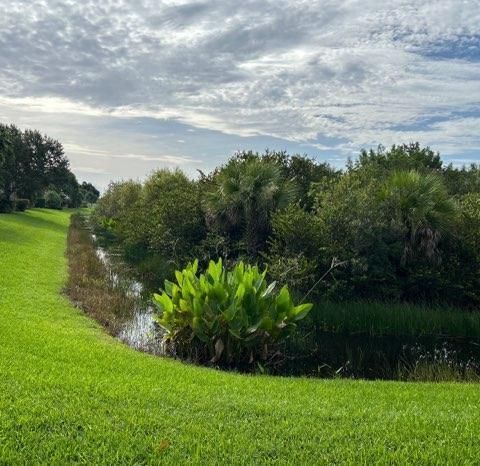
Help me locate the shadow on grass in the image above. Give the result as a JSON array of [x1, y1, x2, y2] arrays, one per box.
[[0, 209, 69, 245]]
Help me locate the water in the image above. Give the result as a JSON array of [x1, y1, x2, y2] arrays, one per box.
[[92, 235, 164, 355]]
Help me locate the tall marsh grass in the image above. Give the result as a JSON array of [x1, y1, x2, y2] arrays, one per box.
[[282, 301, 480, 380], [310, 300, 480, 338]]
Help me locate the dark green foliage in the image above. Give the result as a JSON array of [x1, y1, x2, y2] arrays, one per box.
[[142, 169, 205, 261], [92, 170, 206, 286], [443, 163, 480, 195], [380, 170, 457, 265], [153, 258, 312, 365], [205, 156, 298, 256], [0, 198, 13, 213], [14, 198, 29, 212], [93, 144, 480, 309], [310, 301, 480, 338], [80, 181, 100, 205], [45, 190, 62, 209], [263, 204, 321, 293], [282, 301, 480, 379], [355, 143, 443, 175], [0, 123, 98, 210], [263, 151, 479, 307], [34, 198, 46, 208]]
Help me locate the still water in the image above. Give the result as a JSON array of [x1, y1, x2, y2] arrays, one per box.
[[92, 234, 164, 355]]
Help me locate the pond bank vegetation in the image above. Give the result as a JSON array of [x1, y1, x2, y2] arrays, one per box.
[[65, 212, 135, 335]]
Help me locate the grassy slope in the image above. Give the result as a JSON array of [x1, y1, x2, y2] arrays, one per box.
[[0, 210, 479, 464]]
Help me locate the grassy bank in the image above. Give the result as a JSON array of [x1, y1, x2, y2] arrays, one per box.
[[1, 209, 480, 463]]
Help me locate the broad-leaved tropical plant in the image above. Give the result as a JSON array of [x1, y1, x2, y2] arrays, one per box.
[[153, 258, 312, 366]]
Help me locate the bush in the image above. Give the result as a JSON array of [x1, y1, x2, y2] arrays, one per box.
[[45, 190, 62, 210], [153, 258, 312, 366], [264, 204, 322, 295], [14, 198, 29, 212], [34, 198, 46, 208], [0, 198, 13, 213], [142, 169, 205, 262]]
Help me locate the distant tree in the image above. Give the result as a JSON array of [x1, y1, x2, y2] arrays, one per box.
[[45, 190, 62, 210], [0, 123, 96, 212], [58, 171, 82, 208], [355, 143, 443, 177], [0, 125, 21, 204], [0, 125, 10, 200], [80, 181, 100, 204], [443, 163, 480, 195]]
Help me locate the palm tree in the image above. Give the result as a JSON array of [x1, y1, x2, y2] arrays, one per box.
[[206, 158, 297, 256], [381, 170, 457, 265]]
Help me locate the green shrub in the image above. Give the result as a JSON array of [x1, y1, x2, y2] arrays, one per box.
[[264, 204, 323, 295], [14, 198, 29, 212], [153, 258, 312, 366], [142, 169, 206, 262], [0, 198, 13, 213], [34, 198, 46, 208], [45, 190, 62, 210]]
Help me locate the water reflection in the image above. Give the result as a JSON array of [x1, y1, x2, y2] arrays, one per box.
[[92, 235, 164, 354]]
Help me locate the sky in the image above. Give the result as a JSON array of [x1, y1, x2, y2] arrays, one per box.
[[1, 0, 479, 190]]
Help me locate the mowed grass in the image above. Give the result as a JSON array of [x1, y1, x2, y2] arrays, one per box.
[[1, 210, 480, 464]]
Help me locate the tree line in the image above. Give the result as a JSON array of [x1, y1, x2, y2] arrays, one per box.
[[93, 143, 480, 308], [0, 124, 99, 212]]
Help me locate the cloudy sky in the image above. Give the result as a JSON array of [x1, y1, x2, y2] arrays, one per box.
[[1, 0, 479, 190]]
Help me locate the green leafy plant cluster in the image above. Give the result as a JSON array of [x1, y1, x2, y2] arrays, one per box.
[[45, 189, 63, 209], [153, 258, 312, 365]]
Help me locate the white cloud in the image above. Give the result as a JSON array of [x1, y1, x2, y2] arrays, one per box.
[[0, 0, 479, 187]]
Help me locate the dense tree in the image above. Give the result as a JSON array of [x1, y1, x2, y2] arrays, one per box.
[[0, 125, 22, 205], [92, 180, 144, 240], [232, 150, 339, 209], [92, 172, 205, 287], [142, 169, 205, 262], [380, 170, 457, 265], [80, 182, 100, 204], [205, 157, 297, 256], [354, 143, 443, 176], [443, 163, 480, 195], [93, 144, 480, 308], [0, 123, 98, 211]]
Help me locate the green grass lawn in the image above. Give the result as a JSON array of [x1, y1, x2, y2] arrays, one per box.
[[1, 209, 480, 464]]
